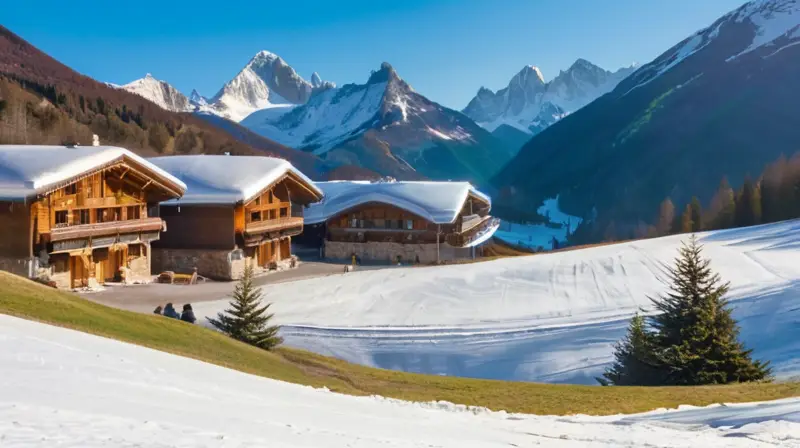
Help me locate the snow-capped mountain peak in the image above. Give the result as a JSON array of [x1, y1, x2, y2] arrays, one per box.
[[624, 0, 799, 93], [311, 72, 323, 88], [189, 89, 208, 107], [202, 50, 337, 122], [463, 59, 635, 135], [118, 74, 192, 113]]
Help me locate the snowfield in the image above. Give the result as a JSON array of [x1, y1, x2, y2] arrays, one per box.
[[1, 314, 798, 447], [195, 220, 800, 384]]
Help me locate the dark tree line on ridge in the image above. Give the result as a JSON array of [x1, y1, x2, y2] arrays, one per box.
[[569, 152, 800, 244]]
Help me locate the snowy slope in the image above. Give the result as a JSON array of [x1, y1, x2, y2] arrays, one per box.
[[463, 59, 635, 135], [2, 315, 798, 447], [197, 220, 800, 384], [119, 73, 193, 112], [627, 0, 800, 91]]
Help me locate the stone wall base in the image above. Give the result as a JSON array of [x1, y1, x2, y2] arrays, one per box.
[[152, 248, 237, 281], [323, 241, 473, 264]]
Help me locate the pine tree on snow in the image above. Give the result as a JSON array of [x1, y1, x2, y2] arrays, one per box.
[[207, 264, 283, 350], [649, 235, 771, 385], [597, 314, 662, 386]]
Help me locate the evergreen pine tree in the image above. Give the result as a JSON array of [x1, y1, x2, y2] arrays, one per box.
[[689, 197, 703, 232], [735, 177, 761, 227], [649, 235, 771, 385], [707, 178, 735, 230], [207, 264, 283, 350], [656, 198, 675, 236], [680, 204, 693, 233], [597, 314, 663, 386]]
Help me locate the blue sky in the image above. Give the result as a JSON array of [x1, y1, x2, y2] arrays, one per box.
[[5, 0, 744, 109]]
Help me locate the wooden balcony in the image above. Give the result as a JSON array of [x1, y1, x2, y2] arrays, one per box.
[[447, 217, 500, 247], [327, 228, 439, 244], [243, 217, 304, 244], [49, 217, 164, 242]]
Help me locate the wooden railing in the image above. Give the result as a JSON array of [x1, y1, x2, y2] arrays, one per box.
[[50, 217, 164, 242], [447, 217, 499, 247], [245, 217, 303, 235]]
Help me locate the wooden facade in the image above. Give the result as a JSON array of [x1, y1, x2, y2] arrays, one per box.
[[309, 190, 498, 264], [325, 196, 495, 248], [153, 172, 321, 279], [0, 157, 184, 289]]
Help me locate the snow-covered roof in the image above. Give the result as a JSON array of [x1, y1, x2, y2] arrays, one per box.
[[304, 180, 491, 225], [149, 155, 323, 205], [0, 145, 186, 201]]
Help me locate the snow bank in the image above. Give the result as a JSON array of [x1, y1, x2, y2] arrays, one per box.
[[1, 315, 797, 447], [149, 155, 322, 205], [304, 180, 491, 225], [195, 220, 800, 384]]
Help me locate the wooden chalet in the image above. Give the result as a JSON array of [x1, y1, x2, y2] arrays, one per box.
[[148, 155, 323, 280], [298, 180, 499, 264], [0, 145, 186, 289]]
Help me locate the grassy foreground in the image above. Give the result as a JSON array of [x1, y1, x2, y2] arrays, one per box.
[[1, 271, 797, 415]]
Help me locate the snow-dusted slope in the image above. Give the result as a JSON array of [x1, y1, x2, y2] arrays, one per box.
[[241, 62, 514, 185], [463, 59, 635, 135], [205, 51, 333, 122], [627, 0, 800, 91], [119, 73, 192, 112], [197, 220, 800, 384], [2, 315, 798, 447]]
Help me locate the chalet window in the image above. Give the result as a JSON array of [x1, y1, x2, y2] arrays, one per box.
[[127, 206, 140, 220], [79, 209, 91, 225], [112, 208, 121, 221], [250, 211, 261, 222], [350, 217, 358, 228], [96, 209, 106, 223], [269, 209, 277, 220], [129, 244, 142, 257], [406, 220, 413, 230], [280, 208, 287, 218], [55, 210, 68, 225], [268, 191, 274, 203], [396, 219, 403, 229], [64, 183, 77, 195], [51, 255, 69, 273], [254, 197, 261, 206]]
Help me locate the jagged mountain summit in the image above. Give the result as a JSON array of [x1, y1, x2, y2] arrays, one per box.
[[189, 89, 208, 107], [242, 62, 514, 186], [494, 0, 800, 233], [203, 51, 333, 122], [119, 74, 193, 113], [463, 59, 635, 138]]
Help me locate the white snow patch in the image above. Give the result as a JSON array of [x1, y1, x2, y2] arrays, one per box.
[[149, 155, 321, 205], [2, 315, 798, 447]]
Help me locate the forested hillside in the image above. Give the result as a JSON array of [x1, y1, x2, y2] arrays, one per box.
[[0, 26, 326, 177]]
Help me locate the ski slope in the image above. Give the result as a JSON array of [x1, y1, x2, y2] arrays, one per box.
[[196, 220, 800, 384], [1, 315, 798, 447]]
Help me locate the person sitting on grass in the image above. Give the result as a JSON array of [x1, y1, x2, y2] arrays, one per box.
[[163, 303, 180, 319], [153, 305, 163, 315], [180, 303, 197, 324]]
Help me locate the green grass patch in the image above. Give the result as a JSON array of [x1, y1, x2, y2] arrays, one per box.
[[1, 271, 797, 415]]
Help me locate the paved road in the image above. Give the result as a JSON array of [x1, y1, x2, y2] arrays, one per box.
[[83, 261, 350, 313]]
